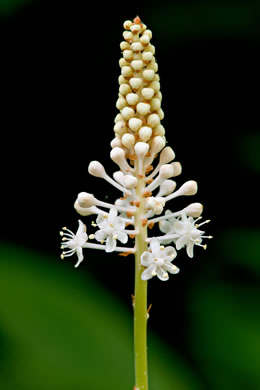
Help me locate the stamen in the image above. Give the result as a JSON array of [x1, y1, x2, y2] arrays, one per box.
[[89, 234, 95, 239], [151, 270, 157, 276]]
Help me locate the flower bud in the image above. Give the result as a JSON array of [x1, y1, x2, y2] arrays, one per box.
[[123, 20, 132, 30], [88, 161, 105, 178], [131, 60, 143, 71], [142, 52, 153, 62], [140, 34, 150, 46], [121, 133, 135, 149], [178, 181, 198, 196], [113, 171, 125, 185], [121, 66, 133, 78], [147, 113, 160, 127], [110, 147, 126, 166], [141, 87, 154, 100], [139, 126, 152, 142], [114, 121, 127, 135], [119, 84, 131, 95], [126, 93, 139, 105], [153, 124, 165, 136], [123, 31, 133, 41], [77, 192, 95, 208], [150, 98, 161, 111], [158, 180, 176, 196], [171, 162, 182, 176], [159, 164, 175, 180], [110, 137, 122, 148], [185, 203, 203, 218], [143, 69, 155, 81], [134, 142, 150, 160], [124, 175, 138, 189], [121, 106, 135, 120], [116, 97, 127, 110], [129, 78, 142, 90], [136, 102, 150, 115], [123, 49, 133, 61], [131, 42, 143, 52], [128, 117, 142, 132], [74, 200, 95, 216], [120, 41, 130, 51], [160, 147, 175, 164], [150, 136, 166, 154]]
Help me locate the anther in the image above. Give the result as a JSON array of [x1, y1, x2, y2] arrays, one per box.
[[89, 234, 95, 240]]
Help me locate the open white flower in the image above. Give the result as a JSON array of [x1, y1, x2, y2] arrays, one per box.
[[160, 210, 211, 258], [60, 220, 88, 267], [94, 207, 128, 252], [141, 238, 179, 281]]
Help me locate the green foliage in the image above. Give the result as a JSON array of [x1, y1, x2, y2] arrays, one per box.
[[188, 281, 260, 389], [0, 0, 35, 15], [0, 243, 200, 390]]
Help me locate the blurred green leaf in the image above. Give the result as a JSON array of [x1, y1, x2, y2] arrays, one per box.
[[219, 229, 260, 274], [188, 281, 260, 389], [0, 242, 200, 390], [236, 134, 260, 173], [0, 0, 35, 15], [146, 2, 259, 42]]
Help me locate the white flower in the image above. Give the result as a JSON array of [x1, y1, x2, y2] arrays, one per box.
[[141, 238, 179, 281], [94, 207, 128, 252], [60, 220, 88, 267], [159, 210, 211, 258]]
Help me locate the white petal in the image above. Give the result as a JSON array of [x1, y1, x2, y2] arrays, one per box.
[[116, 231, 128, 244], [164, 263, 180, 274], [162, 246, 177, 259], [159, 220, 173, 234], [95, 230, 106, 242], [141, 265, 156, 280], [74, 247, 84, 267], [150, 238, 161, 256], [156, 266, 169, 281], [141, 251, 153, 267], [105, 235, 116, 252], [174, 221, 186, 234], [96, 214, 107, 228], [114, 218, 125, 230], [186, 242, 194, 258], [76, 220, 86, 236], [176, 236, 188, 250], [109, 207, 118, 220]]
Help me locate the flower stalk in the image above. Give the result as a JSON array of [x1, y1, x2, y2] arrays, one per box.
[[134, 160, 148, 390]]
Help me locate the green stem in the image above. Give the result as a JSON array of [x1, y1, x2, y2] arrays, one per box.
[[134, 165, 148, 390]]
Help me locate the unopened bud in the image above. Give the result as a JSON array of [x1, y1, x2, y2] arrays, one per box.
[[160, 147, 175, 164], [185, 203, 203, 218], [88, 161, 105, 178], [74, 200, 95, 216], [129, 117, 142, 132], [150, 136, 166, 154], [121, 133, 135, 149], [77, 192, 96, 208], [159, 164, 175, 179], [134, 142, 149, 160], [124, 175, 138, 189], [178, 181, 198, 196], [158, 180, 176, 196], [171, 162, 182, 176], [139, 126, 152, 142]]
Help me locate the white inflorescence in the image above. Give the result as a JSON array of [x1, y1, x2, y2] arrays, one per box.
[[60, 16, 212, 278]]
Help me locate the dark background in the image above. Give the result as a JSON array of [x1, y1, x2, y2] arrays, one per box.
[[1, 0, 260, 389]]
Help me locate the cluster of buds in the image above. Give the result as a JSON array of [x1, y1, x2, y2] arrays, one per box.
[[60, 17, 212, 281]]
